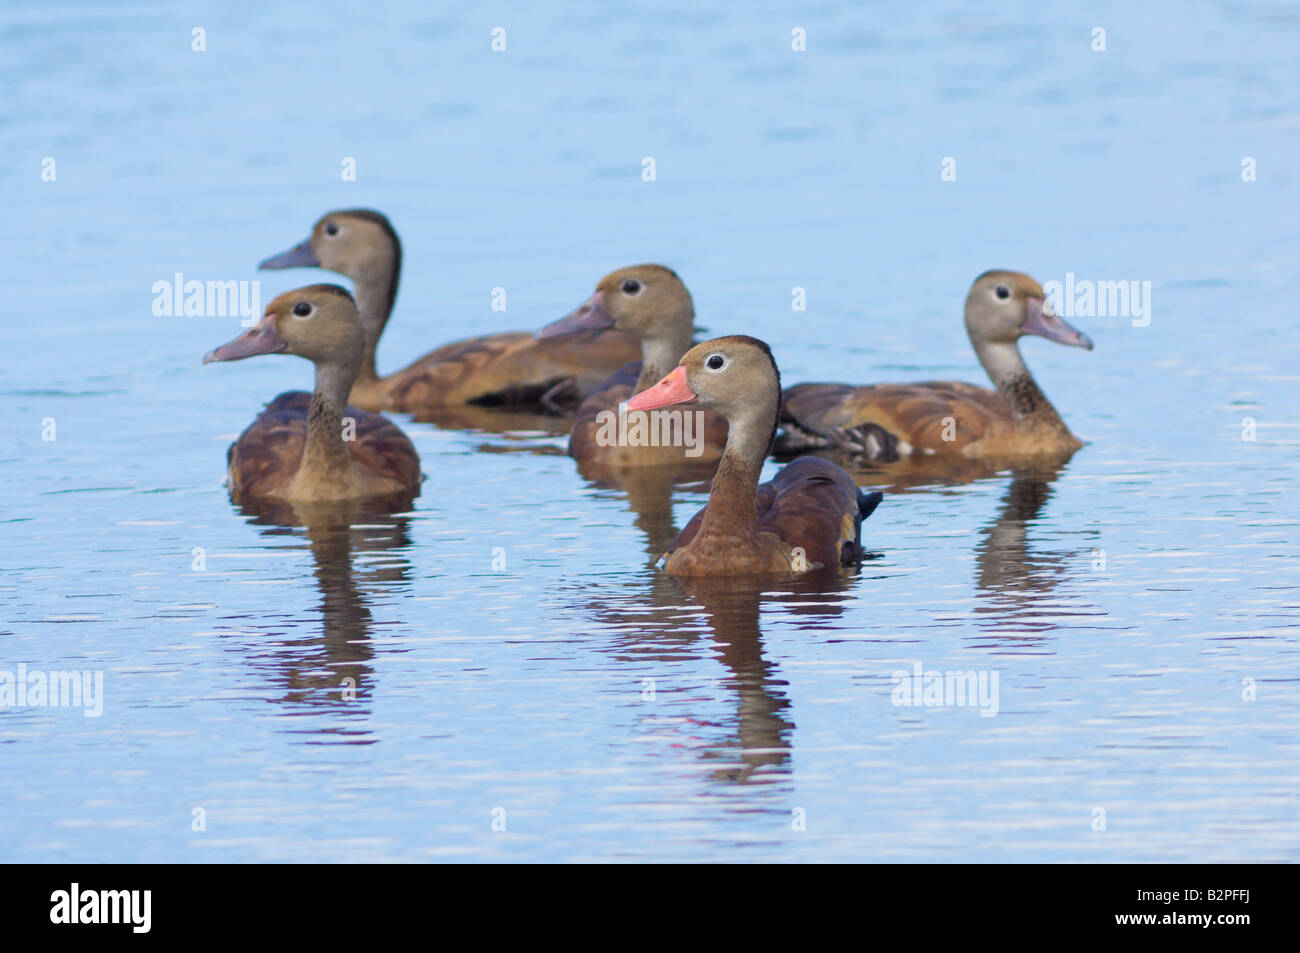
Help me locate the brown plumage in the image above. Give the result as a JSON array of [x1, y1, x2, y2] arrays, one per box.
[[204, 284, 422, 505], [777, 271, 1093, 461], [539, 264, 727, 469], [626, 336, 883, 577], [259, 209, 639, 412]]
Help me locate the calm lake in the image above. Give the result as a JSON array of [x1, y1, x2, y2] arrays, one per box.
[[1, 1, 1297, 862]]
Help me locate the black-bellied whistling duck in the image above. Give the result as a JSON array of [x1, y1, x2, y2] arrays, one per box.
[[539, 264, 727, 468], [627, 336, 883, 577], [777, 271, 1093, 461], [203, 284, 421, 504], [258, 209, 639, 412]]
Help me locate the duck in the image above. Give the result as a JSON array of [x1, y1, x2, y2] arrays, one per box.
[[626, 335, 883, 577], [538, 264, 728, 469], [776, 270, 1093, 460], [203, 284, 422, 504], [258, 209, 640, 413]]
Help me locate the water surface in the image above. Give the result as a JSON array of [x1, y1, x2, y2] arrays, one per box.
[[1, 1, 1297, 862]]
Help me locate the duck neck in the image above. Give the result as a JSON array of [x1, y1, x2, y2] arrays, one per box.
[[973, 338, 1067, 429], [301, 361, 359, 478], [695, 405, 774, 545], [351, 250, 399, 384], [635, 323, 694, 393]]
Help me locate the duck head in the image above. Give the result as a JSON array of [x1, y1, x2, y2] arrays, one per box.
[[203, 284, 363, 372], [259, 209, 400, 282], [627, 334, 780, 435], [965, 270, 1093, 350], [540, 264, 693, 343]]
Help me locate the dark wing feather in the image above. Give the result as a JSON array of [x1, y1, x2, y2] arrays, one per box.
[[759, 456, 866, 566]]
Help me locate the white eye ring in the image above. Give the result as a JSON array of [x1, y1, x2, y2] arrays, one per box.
[[704, 353, 726, 371], [291, 302, 314, 319]]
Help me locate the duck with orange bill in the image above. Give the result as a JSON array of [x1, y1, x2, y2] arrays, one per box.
[[777, 270, 1093, 461], [625, 336, 883, 577], [258, 210, 639, 413], [203, 284, 422, 506]]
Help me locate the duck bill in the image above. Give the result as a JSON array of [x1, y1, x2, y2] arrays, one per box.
[[1023, 297, 1093, 350], [203, 318, 287, 363], [626, 366, 697, 411], [537, 290, 612, 338], [258, 238, 318, 270]]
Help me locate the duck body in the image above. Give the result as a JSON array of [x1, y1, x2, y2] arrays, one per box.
[[205, 284, 422, 507], [226, 391, 421, 504], [778, 378, 1084, 460], [259, 209, 638, 414], [777, 271, 1092, 462], [626, 335, 884, 578], [664, 456, 882, 576], [361, 326, 637, 412]]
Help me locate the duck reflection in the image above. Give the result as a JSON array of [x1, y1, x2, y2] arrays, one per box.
[[973, 464, 1066, 596], [778, 445, 1025, 493], [968, 462, 1105, 649], [234, 497, 415, 722], [675, 572, 854, 785], [586, 463, 714, 556], [408, 402, 572, 438], [563, 463, 857, 787], [794, 447, 1098, 650], [584, 570, 856, 787]]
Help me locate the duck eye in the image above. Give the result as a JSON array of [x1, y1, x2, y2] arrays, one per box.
[[292, 301, 313, 317], [324, 223, 339, 237], [621, 278, 642, 295], [705, 354, 725, 370], [995, 285, 1010, 300]]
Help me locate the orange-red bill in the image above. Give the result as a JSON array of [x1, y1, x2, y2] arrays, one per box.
[[626, 365, 696, 411]]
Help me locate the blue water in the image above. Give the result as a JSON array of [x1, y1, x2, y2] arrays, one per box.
[[1, 1, 1297, 861]]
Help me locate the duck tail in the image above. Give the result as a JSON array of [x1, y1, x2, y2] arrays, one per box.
[[857, 489, 884, 521]]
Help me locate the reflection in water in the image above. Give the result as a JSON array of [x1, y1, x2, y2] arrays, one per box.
[[576, 570, 857, 790], [588, 463, 712, 557], [783, 447, 1106, 652], [232, 498, 415, 729], [409, 402, 572, 437], [674, 572, 855, 785], [788, 445, 1065, 493], [974, 466, 1064, 596], [558, 459, 857, 789], [969, 464, 1104, 650]]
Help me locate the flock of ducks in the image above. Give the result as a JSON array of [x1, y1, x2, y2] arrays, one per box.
[[204, 209, 1094, 578]]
